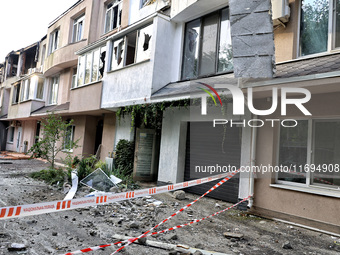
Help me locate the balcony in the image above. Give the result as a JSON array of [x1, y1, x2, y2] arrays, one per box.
[[44, 40, 87, 76], [8, 100, 45, 119]]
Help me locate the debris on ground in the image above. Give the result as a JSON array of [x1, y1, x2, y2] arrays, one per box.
[[0, 159, 338, 255]]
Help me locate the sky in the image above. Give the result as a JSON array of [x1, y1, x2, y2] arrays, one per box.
[[0, 0, 79, 61]]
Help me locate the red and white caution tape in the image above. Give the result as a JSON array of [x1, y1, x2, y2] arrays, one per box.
[[61, 195, 251, 255], [61, 170, 240, 255], [110, 171, 239, 254], [0, 171, 237, 220]]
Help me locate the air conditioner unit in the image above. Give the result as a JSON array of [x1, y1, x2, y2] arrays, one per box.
[[272, 0, 290, 26]]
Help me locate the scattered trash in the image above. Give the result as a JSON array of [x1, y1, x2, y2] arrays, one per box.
[[8, 243, 26, 251], [64, 170, 78, 200]]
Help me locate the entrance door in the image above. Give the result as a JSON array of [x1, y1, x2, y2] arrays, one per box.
[[16, 127, 22, 152]]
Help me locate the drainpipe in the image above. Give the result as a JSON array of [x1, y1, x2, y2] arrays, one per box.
[[248, 115, 257, 208]]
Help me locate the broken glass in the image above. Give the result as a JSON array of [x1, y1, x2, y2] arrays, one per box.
[[80, 168, 121, 192], [111, 38, 125, 70], [182, 19, 201, 80], [136, 24, 153, 63]]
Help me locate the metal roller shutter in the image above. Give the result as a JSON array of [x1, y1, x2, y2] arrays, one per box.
[[184, 122, 241, 203]]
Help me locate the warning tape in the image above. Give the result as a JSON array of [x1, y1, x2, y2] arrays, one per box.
[[0, 171, 238, 220], [61, 195, 251, 255], [61, 170, 240, 255]]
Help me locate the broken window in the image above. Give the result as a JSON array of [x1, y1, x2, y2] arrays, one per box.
[[99, 46, 106, 79], [48, 29, 60, 54], [49, 76, 59, 105], [125, 31, 137, 66], [75, 46, 106, 88], [277, 119, 340, 189], [136, 24, 153, 63], [110, 23, 153, 71], [72, 14, 85, 43], [12, 83, 21, 104], [104, 0, 122, 34], [111, 38, 125, 70], [181, 8, 232, 80]]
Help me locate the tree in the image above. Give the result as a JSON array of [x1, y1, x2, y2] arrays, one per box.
[[29, 113, 79, 169]]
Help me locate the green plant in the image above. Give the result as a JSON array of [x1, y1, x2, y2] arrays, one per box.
[[30, 168, 66, 186], [116, 99, 190, 129], [29, 113, 80, 169], [77, 155, 97, 181], [114, 139, 135, 176]]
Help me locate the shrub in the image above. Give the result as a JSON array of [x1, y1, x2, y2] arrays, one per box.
[[30, 168, 66, 186], [114, 139, 135, 176]]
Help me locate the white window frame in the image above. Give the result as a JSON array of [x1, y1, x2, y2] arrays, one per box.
[[298, 0, 340, 57], [110, 23, 153, 71], [72, 14, 85, 43], [74, 46, 105, 88], [48, 29, 60, 55], [49, 76, 59, 105], [276, 118, 340, 190], [104, 0, 122, 34]]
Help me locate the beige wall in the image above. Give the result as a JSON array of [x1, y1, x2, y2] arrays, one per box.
[[252, 91, 340, 233], [274, 0, 299, 62], [100, 113, 116, 160], [69, 81, 102, 113]]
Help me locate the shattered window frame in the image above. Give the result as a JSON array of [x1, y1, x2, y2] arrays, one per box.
[[276, 119, 340, 190], [104, 0, 122, 34], [72, 14, 85, 43], [181, 7, 233, 81], [74, 45, 106, 88], [110, 23, 153, 71]]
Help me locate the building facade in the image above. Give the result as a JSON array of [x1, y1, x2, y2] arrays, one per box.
[[0, 0, 339, 235]]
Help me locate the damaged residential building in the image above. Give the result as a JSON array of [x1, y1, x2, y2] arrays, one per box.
[[0, 0, 340, 236]]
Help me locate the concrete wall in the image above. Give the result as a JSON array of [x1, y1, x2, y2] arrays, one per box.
[[252, 91, 340, 233], [101, 113, 116, 160]]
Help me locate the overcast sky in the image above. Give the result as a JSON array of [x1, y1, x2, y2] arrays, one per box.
[[0, 0, 79, 61]]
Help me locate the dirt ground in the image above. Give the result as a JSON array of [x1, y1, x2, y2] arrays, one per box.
[[0, 159, 339, 255]]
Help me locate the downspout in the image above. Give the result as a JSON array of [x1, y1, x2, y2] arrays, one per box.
[[248, 115, 257, 208]]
